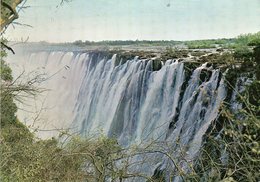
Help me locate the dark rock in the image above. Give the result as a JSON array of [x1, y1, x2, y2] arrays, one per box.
[[152, 59, 162, 71]]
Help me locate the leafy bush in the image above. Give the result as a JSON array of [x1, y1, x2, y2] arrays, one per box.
[[185, 40, 217, 49], [0, 126, 124, 182], [236, 32, 260, 46], [233, 46, 253, 60], [0, 48, 17, 126], [191, 53, 260, 181]]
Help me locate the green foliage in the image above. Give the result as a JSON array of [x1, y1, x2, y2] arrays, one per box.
[[0, 44, 13, 81], [183, 42, 260, 181], [0, 61, 13, 82], [233, 46, 254, 69], [0, 93, 18, 127], [253, 46, 260, 61], [185, 32, 260, 49], [0, 48, 16, 127], [192, 68, 260, 182], [253, 46, 260, 80], [0, 128, 124, 182], [195, 99, 260, 181], [185, 40, 217, 49], [233, 46, 253, 60], [72, 40, 182, 47], [247, 80, 260, 112], [236, 32, 260, 46]]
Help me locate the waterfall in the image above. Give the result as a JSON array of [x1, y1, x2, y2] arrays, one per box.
[[7, 48, 226, 180]]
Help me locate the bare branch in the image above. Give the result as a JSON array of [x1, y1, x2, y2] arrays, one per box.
[[1, 42, 15, 54]]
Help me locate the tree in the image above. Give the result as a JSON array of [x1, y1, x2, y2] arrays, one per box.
[[1, 0, 23, 32]]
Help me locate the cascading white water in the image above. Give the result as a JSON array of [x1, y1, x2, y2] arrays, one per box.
[[7, 51, 92, 137], [7, 48, 226, 180]]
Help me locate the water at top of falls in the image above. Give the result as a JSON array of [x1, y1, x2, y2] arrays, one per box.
[[7, 49, 227, 181]]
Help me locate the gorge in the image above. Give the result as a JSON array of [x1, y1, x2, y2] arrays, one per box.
[[6, 45, 233, 181]]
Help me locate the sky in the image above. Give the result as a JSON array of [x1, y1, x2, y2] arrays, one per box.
[[4, 0, 260, 42]]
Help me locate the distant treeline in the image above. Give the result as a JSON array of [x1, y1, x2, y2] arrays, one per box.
[[185, 31, 260, 49], [70, 31, 260, 49], [73, 40, 183, 46]]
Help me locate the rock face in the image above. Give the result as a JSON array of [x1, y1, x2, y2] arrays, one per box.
[[152, 59, 162, 71]]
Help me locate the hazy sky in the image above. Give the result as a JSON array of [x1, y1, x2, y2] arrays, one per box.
[[5, 0, 260, 42]]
